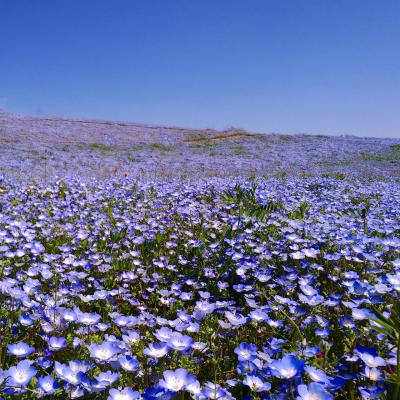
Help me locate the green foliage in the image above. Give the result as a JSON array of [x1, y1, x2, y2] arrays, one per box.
[[371, 300, 400, 398], [89, 143, 114, 151], [150, 143, 172, 152], [288, 201, 310, 220], [110, 227, 128, 244], [57, 182, 68, 199], [113, 258, 131, 272], [222, 183, 284, 222]]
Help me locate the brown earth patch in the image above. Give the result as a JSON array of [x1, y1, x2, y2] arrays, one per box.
[[185, 133, 255, 142]]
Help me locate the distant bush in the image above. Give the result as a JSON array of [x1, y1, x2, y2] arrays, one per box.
[[150, 143, 172, 152], [390, 144, 400, 151], [89, 143, 113, 151]]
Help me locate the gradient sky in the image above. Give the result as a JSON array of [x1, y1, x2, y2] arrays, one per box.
[[1, 1, 399, 138]]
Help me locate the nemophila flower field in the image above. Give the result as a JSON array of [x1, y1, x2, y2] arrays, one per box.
[[0, 177, 400, 399], [1, 109, 400, 181]]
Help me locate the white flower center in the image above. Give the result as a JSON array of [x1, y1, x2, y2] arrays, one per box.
[[15, 370, 28, 383], [304, 394, 320, 400], [42, 381, 53, 391], [14, 346, 27, 355], [281, 367, 296, 378], [169, 377, 184, 391]]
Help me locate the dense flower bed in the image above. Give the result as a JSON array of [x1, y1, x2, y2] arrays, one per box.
[[0, 177, 399, 399], [2, 109, 400, 181]]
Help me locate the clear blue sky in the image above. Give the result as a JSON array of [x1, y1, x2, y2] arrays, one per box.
[[1, 1, 399, 138]]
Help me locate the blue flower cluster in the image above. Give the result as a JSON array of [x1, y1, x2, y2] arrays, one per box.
[[0, 176, 399, 399]]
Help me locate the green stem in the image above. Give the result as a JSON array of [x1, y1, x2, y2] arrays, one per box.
[[397, 337, 400, 377], [280, 308, 304, 340], [395, 335, 400, 400]]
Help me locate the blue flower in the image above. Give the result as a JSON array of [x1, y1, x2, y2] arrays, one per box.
[[118, 354, 139, 372], [93, 371, 120, 390], [224, 311, 249, 326], [159, 368, 198, 392], [54, 360, 92, 385], [267, 338, 286, 351], [249, 309, 268, 322], [18, 313, 33, 327], [362, 366, 383, 381], [304, 366, 330, 383], [297, 382, 333, 400], [143, 342, 169, 358], [142, 387, 175, 400], [6, 360, 37, 387], [38, 375, 60, 394], [303, 346, 319, 357], [243, 374, 271, 392], [47, 336, 67, 351], [76, 310, 101, 325], [355, 346, 386, 368], [36, 357, 53, 369], [315, 328, 331, 338], [7, 342, 35, 358], [237, 359, 259, 375], [88, 341, 121, 362], [270, 355, 305, 379], [153, 327, 174, 342], [167, 332, 194, 351], [234, 342, 257, 362], [351, 307, 372, 320], [108, 387, 141, 400], [201, 382, 234, 399], [358, 385, 385, 399], [61, 308, 77, 322]]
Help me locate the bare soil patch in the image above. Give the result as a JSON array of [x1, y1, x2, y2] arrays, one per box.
[[185, 133, 255, 142]]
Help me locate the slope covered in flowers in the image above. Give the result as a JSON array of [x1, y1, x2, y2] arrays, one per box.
[[0, 177, 400, 399], [1, 108, 400, 180]]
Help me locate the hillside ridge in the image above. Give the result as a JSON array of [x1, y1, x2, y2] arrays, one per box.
[[1, 109, 399, 180]]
